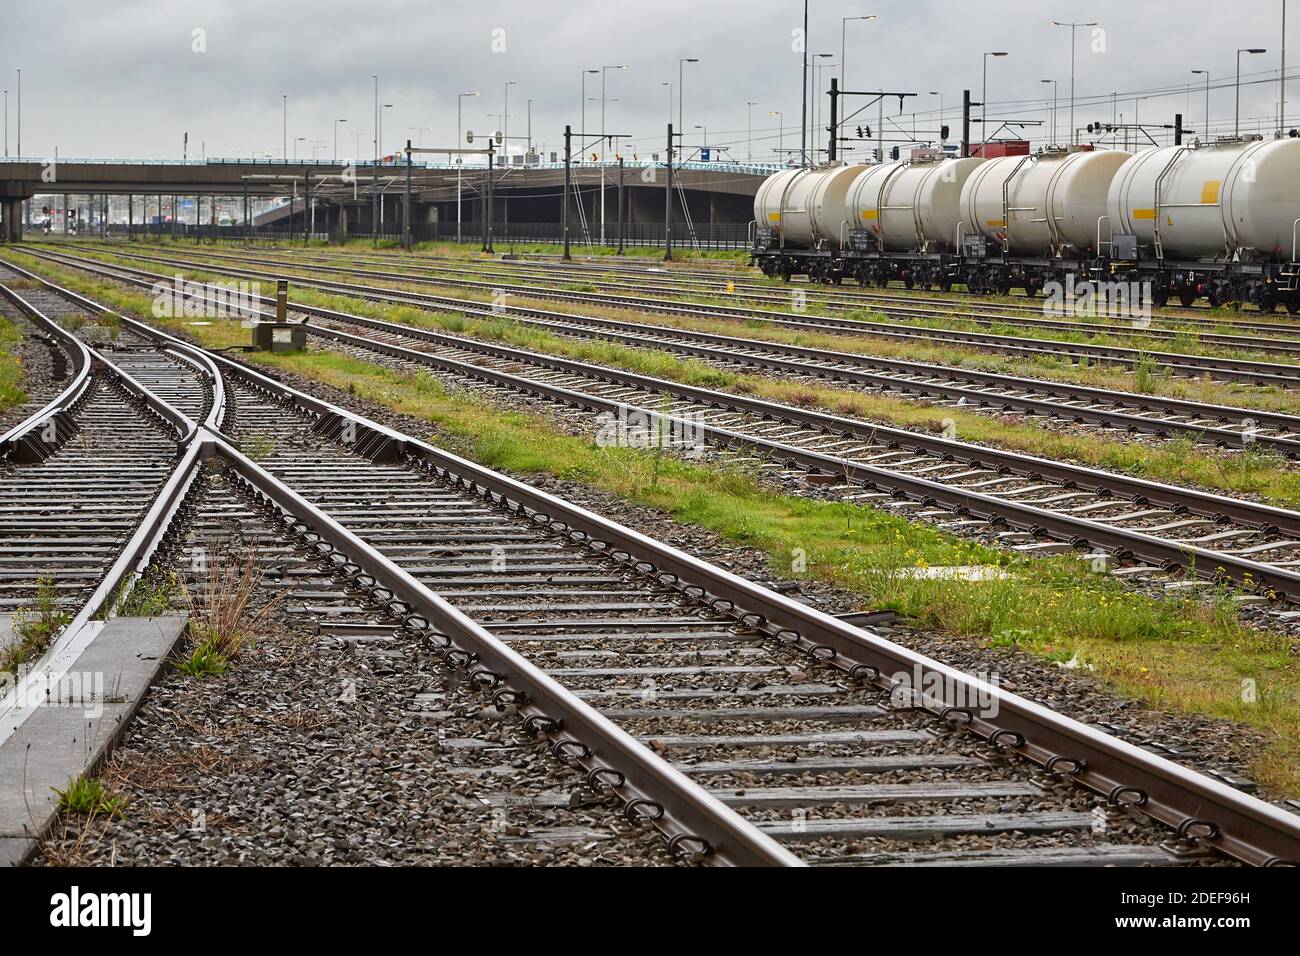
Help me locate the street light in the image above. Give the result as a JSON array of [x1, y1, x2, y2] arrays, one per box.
[[661, 82, 672, 127], [1050, 20, 1099, 145], [694, 124, 708, 151], [746, 100, 758, 160], [841, 15, 877, 91], [457, 91, 478, 244], [1237, 48, 1267, 136], [770, 110, 784, 163], [333, 118, 347, 163], [981, 52, 1008, 152], [1192, 70, 1211, 140], [282, 93, 288, 161], [371, 74, 379, 244], [580, 69, 598, 150], [408, 126, 432, 148], [679, 58, 699, 140], [503, 80, 517, 163], [294, 136, 306, 161], [381, 103, 394, 159], [600, 65, 627, 244], [1041, 79, 1058, 145], [812, 54, 834, 162]]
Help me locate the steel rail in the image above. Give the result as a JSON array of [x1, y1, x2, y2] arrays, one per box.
[[201, 429, 802, 867], [226, 244, 1300, 355], [53, 249, 1299, 452], [0, 284, 94, 460], [38, 244, 1300, 387], [20, 253, 1300, 597], [19, 258, 1300, 865], [0, 267, 808, 867]]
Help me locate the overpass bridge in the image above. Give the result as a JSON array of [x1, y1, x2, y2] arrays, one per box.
[[0, 157, 780, 245]]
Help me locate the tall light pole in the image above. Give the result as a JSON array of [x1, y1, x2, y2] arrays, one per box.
[[1237, 48, 1267, 136], [1283, 0, 1289, 132], [679, 57, 699, 146], [1192, 70, 1211, 139], [841, 15, 877, 92], [527, 98, 534, 160], [800, 0, 809, 165], [746, 100, 757, 160], [981, 52, 1008, 152], [3, 89, 6, 158], [333, 118, 347, 163], [600, 65, 626, 244], [294, 136, 306, 161], [381, 103, 394, 158], [662, 81, 672, 128], [503, 80, 517, 164], [371, 74, 379, 243], [930, 91, 944, 144], [1050, 20, 1099, 146], [408, 126, 431, 147], [580, 68, 598, 152], [694, 125, 708, 151], [457, 90, 478, 244], [770, 110, 784, 163], [15, 69, 19, 159], [812, 54, 834, 162], [282, 93, 287, 161], [1041, 79, 1058, 145]]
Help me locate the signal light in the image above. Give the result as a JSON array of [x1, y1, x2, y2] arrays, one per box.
[[940, 125, 950, 140]]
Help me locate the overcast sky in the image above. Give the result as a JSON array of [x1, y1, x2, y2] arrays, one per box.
[[0, 0, 1295, 164]]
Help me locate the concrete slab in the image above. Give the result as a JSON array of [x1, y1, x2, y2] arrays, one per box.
[[0, 615, 185, 866]]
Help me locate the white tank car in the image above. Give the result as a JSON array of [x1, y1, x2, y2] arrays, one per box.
[[959, 149, 1132, 256], [753, 165, 865, 249], [845, 157, 984, 251], [1106, 138, 1300, 261]]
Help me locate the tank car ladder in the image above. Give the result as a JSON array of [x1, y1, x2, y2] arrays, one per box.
[[1151, 146, 1191, 262]]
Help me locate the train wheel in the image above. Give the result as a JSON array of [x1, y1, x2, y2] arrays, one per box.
[[1260, 294, 1280, 314], [1151, 287, 1169, 308], [1178, 290, 1196, 308], [938, 276, 953, 294], [1288, 298, 1300, 315]]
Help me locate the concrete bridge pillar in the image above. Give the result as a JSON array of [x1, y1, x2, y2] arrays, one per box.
[[0, 199, 22, 242]]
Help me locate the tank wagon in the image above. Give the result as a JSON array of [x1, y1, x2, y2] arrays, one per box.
[[751, 136, 1300, 311]]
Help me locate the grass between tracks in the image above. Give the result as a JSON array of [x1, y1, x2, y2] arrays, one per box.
[[6, 246, 1300, 796], [48, 240, 1300, 423], [32, 243, 1300, 510], [0, 307, 27, 413]]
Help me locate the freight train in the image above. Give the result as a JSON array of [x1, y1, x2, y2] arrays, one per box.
[[750, 136, 1300, 312]]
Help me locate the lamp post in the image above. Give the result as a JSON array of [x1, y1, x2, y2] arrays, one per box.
[[746, 100, 757, 160], [1192, 70, 1211, 139], [1041, 79, 1058, 145], [981, 52, 1008, 152], [503, 80, 516, 164], [294, 136, 306, 161], [580, 68, 598, 151], [333, 118, 347, 163], [15, 69, 19, 159], [457, 90, 479, 243], [3, 89, 6, 158], [679, 58, 699, 144], [812, 54, 834, 162], [1050, 20, 1099, 145], [841, 14, 877, 91], [282, 93, 288, 161], [1237, 47, 1267, 136], [371, 74, 379, 244], [662, 82, 672, 128], [600, 65, 627, 244], [770, 110, 784, 163]]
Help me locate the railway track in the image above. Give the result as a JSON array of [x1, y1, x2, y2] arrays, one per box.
[[16, 251, 1300, 608], [50, 242, 1300, 387], [77, 240, 1300, 360], [9, 260, 1300, 867], [35, 245, 1300, 454]]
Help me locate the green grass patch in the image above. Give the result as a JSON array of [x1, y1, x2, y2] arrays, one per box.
[[53, 774, 127, 819], [2, 577, 71, 675]]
